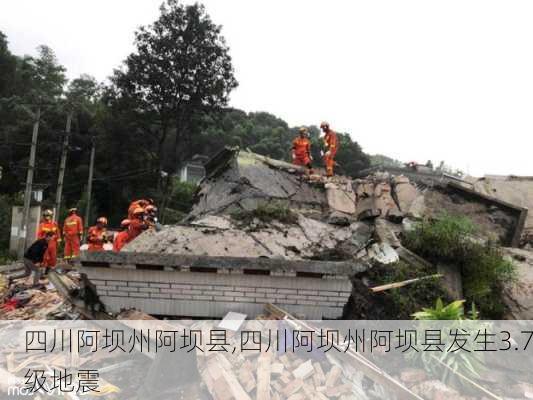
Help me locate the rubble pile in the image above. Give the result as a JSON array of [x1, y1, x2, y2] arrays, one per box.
[[0, 265, 82, 320]]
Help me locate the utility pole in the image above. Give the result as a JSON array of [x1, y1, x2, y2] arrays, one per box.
[[54, 112, 72, 222], [84, 136, 96, 240], [17, 107, 41, 258]]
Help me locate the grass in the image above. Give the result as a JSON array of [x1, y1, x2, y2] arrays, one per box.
[[230, 202, 298, 225]]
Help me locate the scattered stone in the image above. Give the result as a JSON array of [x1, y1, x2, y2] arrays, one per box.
[[327, 211, 353, 226], [374, 219, 401, 248], [366, 243, 399, 265], [393, 175, 418, 212]]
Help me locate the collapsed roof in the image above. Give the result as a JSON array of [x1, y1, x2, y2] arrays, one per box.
[[125, 148, 527, 264]]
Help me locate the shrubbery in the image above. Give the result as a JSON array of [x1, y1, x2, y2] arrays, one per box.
[[404, 214, 515, 318]]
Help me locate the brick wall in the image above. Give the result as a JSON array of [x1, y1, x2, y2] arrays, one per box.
[[80, 266, 352, 319]]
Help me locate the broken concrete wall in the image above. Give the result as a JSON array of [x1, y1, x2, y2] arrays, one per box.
[[80, 251, 360, 319], [471, 176, 533, 242]]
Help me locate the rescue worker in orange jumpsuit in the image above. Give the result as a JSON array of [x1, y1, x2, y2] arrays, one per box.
[[292, 127, 313, 174], [37, 209, 61, 269], [87, 217, 108, 252], [127, 198, 153, 220], [63, 207, 83, 262], [320, 121, 339, 177], [113, 219, 131, 252], [128, 208, 149, 242]]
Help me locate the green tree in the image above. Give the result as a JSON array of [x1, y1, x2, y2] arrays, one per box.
[[112, 0, 238, 178]]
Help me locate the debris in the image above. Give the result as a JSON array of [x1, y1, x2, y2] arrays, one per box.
[[256, 352, 272, 400], [374, 219, 401, 248], [502, 248, 533, 319], [291, 360, 314, 380], [325, 365, 342, 387], [325, 182, 356, 214], [367, 242, 399, 265], [218, 311, 247, 331], [399, 369, 428, 385]]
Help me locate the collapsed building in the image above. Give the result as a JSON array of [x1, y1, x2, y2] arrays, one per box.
[[79, 148, 529, 319]]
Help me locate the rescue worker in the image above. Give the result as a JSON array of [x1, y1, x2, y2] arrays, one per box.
[[63, 207, 83, 262], [127, 198, 154, 219], [113, 219, 131, 252], [87, 217, 108, 252], [292, 127, 313, 174], [128, 207, 149, 241], [320, 121, 339, 177], [37, 209, 61, 270], [23, 232, 53, 287]]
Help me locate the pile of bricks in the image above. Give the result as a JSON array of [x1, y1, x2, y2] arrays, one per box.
[[198, 340, 364, 400]]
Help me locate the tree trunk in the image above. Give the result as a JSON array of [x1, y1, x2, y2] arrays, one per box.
[[156, 121, 168, 194]]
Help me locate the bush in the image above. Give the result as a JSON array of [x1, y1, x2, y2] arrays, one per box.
[[404, 214, 516, 318], [363, 261, 450, 319]]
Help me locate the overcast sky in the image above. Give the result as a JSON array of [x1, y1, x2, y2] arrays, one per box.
[[2, 0, 532, 176]]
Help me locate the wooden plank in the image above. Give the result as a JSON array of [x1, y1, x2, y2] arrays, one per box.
[[313, 362, 326, 385], [292, 360, 314, 380], [282, 379, 304, 397], [238, 365, 257, 393], [220, 367, 252, 400], [325, 365, 342, 388], [256, 352, 272, 400], [370, 274, 442, 293], [271, 363, 284, 375]]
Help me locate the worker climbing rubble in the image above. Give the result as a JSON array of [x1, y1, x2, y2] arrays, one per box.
[[87, 217, 108, 252], [113, 219, 131, 252], [320, 121, 339, 177], [128, 207, 149, 241], [37, 209, 61, 271], [62, 207, 83, 263], [291, 127, 313, 174]]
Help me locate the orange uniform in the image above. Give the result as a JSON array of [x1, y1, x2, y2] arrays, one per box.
[[113, 230, 130, 252], [37, 220, 61, 268], [63, 214, 83, 260], [128, 219, 148, 241], [292, 136, 312, 167], [323, 129, 339, 177], [127, 200, 149, 219], [87, 226, 107, 252]]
